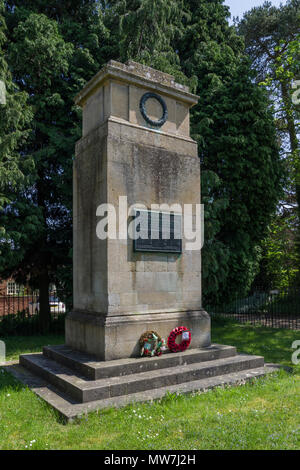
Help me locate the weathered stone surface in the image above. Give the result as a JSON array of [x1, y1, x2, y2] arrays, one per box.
[[68, 60, 207, 359], [13, 61, 279, 420], [66, 310, 211, 360], [43, 344, 237, 380], [8, 359, 278, 422], [74, 60, 198, 139], [20, 351, 265, 404]]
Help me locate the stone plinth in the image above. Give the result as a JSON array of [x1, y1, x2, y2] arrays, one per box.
[[66, 60, 211, 360]]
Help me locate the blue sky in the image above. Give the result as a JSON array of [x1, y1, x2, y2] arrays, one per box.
[[224, 0, 287, 21]]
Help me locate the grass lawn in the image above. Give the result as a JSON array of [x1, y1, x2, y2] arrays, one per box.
[[3, 334, 65, 362], [0, 319, 299, 450]]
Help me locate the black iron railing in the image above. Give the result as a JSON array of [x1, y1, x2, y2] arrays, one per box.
[[1, 286, 299, 335], [206, 287, 300, 330], [0, 291, 66, 336]]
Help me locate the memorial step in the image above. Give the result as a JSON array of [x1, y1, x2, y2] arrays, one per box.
[[8, 361, 278, 422], [43, 344, 237, 380], [20, 352, 264, 404]]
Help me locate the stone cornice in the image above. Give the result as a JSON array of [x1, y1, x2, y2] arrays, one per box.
[[74, 60, 199, 108]]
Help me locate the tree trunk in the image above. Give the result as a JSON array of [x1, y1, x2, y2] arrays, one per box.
[[38, 271, 51, 334]]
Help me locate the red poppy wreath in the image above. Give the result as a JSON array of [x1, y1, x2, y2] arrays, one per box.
[[167, 326, 191, 353]]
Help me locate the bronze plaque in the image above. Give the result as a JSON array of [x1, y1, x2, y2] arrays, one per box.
[[133, 210, 182, 254]]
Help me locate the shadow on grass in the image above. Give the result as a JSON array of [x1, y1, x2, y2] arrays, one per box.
[[211, 315, 300, 370], [0, 368, 24, 392], [1, 334, 65, 362]]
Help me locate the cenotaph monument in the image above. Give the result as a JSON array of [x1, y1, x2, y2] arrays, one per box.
[[13, 61, 271, 421], [66, 60, 210, 360]]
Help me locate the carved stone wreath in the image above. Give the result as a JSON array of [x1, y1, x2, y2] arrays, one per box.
[[139, 92, 168, 128]]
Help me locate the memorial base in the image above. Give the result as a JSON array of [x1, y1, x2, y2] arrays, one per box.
[[65, 310, 211, 361]]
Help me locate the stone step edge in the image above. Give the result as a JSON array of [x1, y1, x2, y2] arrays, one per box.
[[20, 352, 264, 390], [20, 353, 265, 404], [43, 344, 237, 380], [6, 362, 279, 422]]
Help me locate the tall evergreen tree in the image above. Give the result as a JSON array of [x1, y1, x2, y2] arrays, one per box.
[[105, 0, 190, 84], [0, 0, 34, 284], [175, 0, 283, 302], [0, 1, 108, 330], [238, 0, 300, 286], [0, 0, 284, 315], [0, 0, 32, 209], [105, 0, 283, 302]]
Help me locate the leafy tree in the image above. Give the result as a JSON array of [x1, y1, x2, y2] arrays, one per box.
[[103, 0, 282, 303], [0, 1, 108, 331], [0, 0, 34, 304], [0, 12, 74, 331], [0, 0, 284, 315], [0, 0, 32, 210], [105, 0, 191, 85], [175, 0, 283, 303], [254, 213, 299, 290], [201, 171, 230, 297], [238, 0, 300, 286], [269, 35, 300, 286]]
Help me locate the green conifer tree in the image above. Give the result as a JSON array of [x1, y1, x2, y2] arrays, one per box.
[[0, 0, 32, 209], [0, 0, 284, 317], [0, 1, 108, 330], [175, 0, 283, 302], [0, 0, 35, 295], [238, 0, 300, 287], [106, 0, 190, 84]]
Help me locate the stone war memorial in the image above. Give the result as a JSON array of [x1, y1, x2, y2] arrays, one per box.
[[67, 59, 210, 360], [11, 61, 275, 421]]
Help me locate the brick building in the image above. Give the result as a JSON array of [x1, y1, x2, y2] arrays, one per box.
[[0, 278, 33, 316], [0, 278, 21, 296]]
